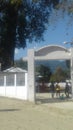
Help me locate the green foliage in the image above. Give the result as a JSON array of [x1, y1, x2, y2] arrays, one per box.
[[50, 66, 70, 82], [66, 60, 70, 69], [36, 65, 52, 82], [1, 0, 73, 70], [0, 0, 59, 70], [55, 0, 73, 10], [15, 59, 27, 70]]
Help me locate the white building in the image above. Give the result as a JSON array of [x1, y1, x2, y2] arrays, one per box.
[[0, 67, 28, 100]]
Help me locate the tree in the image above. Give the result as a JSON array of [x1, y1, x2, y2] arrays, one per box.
[[66, 60, 70, 69], [15, 59, 27, 70], [36, 64, 52, 83], [0, 0, 73, 70], [0, 0, 60, 70], [50, 66, 70, 82]]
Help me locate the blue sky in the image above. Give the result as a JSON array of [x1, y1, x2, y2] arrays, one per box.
[[14, 14, 73, 60]]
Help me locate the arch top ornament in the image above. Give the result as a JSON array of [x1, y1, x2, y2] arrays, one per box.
[[35, 45, 71, 60], [35, 45, 70, 56], [22, 45, 71, 61]]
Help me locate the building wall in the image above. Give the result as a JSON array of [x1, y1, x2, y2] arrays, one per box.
[[0, 73, 28, 100]]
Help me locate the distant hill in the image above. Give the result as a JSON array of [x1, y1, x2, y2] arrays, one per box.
[[35, 60, 68, 73]]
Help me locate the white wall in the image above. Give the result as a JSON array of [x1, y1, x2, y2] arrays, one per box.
[[0, 73, 28, 100]]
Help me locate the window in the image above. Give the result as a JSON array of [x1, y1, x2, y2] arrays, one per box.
[[16, 73, 25, 86], [6, 74, 14, 86]]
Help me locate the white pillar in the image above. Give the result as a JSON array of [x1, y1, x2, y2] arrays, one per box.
[[27, 49, 35, 102], [14, 74, 17, 97], [4, 75, 6, 96], [25, 73, 28, 99], [71, 47, 73, 98], [14, 74, 16, 86]]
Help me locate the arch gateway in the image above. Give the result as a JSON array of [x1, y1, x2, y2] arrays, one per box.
[[23, 45, 73, 102]]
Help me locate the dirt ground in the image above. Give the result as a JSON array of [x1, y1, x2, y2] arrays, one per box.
[[0, 93, 73, 130]]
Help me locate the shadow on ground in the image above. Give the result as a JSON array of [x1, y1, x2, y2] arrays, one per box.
[[36, 98, 72, 104], [0, 108, 20, 112], [36, 93, 72, 104]]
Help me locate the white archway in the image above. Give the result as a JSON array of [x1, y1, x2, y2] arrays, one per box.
[[35, 45, 70, 60], [23, 45, 72, 102]]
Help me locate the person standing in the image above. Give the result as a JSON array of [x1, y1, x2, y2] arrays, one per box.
[[50, 82, 55, 98], [55, 83, 60, 98], [65, 82, 70, 98]]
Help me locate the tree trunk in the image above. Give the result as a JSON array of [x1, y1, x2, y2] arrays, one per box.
[[0, 46, 15, 71]]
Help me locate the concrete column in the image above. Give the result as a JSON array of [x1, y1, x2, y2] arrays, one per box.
[[70, 47, 73, 98], [4, 75, 6, 96], [14, 74, 16, 86], [27, 49, 35, 102], [14, 74, 17, 97]]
